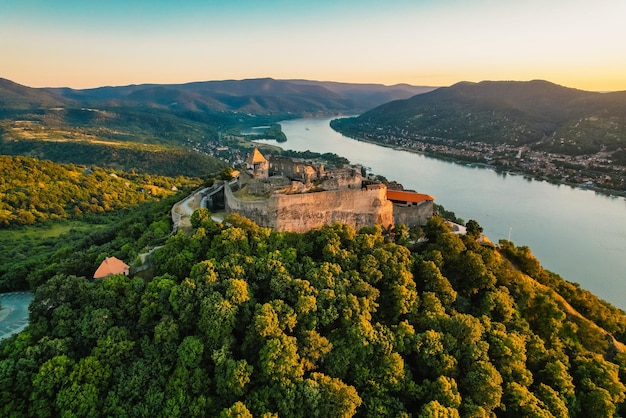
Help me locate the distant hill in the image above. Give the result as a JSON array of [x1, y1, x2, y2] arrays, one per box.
[[0, 77, 435, 115], [333, 80, 626, 155], [0, 137, 227, 178], [0, 78, 67, 109], [0, 77, 434, 175]]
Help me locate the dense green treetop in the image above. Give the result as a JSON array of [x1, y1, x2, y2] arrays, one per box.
[[1, 211, 625, 417], [0, 156, 201, 227]]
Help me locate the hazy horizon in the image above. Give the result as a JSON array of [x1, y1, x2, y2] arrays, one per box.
[[2, 0, 625, 92]]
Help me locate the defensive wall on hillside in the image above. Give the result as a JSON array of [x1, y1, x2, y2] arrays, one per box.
[[386, 189, 435, 228], [392, 201, 434, 227], [225, 183, 395, 233]]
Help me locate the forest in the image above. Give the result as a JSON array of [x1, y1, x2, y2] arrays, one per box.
[[0, 156, 205, 293], [1, 206, 625, 417], [0, 156, 200, 227]]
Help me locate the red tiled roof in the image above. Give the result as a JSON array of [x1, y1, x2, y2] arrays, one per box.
[[387, 190, 434, 203], [93, 257, 130, 279]]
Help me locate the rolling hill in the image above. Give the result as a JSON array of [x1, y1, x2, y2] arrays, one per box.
[[333, 80, 626, 155], [0, 78, 67, 110], [0, 77, 433, 175], [0, 77, 433, 115]]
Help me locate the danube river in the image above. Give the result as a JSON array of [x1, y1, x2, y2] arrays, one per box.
[[256, 117, 626, 310], [0, 292, 33, 340]]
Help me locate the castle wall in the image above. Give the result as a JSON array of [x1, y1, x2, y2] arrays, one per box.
[[225, 184, 394, 233], [319, 171, 363, 190], [224, 184, 279, 229], [247, 176, 291, 195], [274, 187, 394, 233], [392, 200, 434, 227]]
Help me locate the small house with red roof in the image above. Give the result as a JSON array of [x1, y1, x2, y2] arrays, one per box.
[[93, 256, 130, 279]]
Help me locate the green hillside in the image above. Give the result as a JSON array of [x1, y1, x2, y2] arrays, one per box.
[[0, 156, 201, 227], [0, 114, 228, 177], [1, 213, 625, 416], [0, 106, 225, 147], [0, 192, 184, 292], [334, 80, 626, 155], [0, 155, 204, 292]]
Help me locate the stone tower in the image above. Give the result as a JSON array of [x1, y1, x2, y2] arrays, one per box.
[[246, 148, 269, 179]]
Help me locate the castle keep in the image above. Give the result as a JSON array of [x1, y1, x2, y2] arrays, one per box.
[[224, 149, 434, 233]]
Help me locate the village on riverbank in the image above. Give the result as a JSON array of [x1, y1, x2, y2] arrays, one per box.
[[337, 130, 626, 197]]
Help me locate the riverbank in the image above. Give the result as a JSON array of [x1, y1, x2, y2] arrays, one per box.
[[331, 127, 626, 199]]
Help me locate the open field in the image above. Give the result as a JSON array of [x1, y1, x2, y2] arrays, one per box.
[[0, 220, 104, 241]]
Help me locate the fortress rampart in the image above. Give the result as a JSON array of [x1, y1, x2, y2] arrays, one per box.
[[225, 183, 394, 233], [224, 184, 279, 229], [392, 201, 434, 227]]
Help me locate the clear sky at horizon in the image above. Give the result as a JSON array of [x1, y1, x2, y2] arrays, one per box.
[[2, 0, 625, 91]]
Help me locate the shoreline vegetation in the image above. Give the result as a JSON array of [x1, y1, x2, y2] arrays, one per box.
[[328, 81, 626, 200]]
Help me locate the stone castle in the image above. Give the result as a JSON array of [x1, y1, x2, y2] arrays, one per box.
[[223, 148, 434, 233]]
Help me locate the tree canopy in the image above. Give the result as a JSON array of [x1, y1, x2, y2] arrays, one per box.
[[0, 156, 200, 227], [1, 213, 625, 417]]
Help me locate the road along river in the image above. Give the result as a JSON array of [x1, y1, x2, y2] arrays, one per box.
[[254, 116, 626, 310]]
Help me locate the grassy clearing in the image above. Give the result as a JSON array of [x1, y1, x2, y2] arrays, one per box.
[[0, 220, 103, 241], [232, 185, 270, 201]]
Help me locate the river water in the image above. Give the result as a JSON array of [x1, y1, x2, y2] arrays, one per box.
[[0, 292, 33, 340], [255, 117, 626, 310]]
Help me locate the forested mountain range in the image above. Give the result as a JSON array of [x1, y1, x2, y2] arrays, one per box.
[[0, 77, 432, 176], [333, 80, 626, 155], [0, 77, 433, 115]]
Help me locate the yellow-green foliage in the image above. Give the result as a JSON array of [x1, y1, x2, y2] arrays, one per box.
[[2, 216, 625, 417], [0, 156, 199, 227]]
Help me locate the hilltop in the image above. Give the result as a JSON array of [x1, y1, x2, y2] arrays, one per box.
[[2, 212, 626, 416], [331, 80, 626, 192], [334, 80, 626, 154], [1, 148, 625, 417]]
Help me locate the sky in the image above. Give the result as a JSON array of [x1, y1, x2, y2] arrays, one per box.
[[1, 0, 626, 91]]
